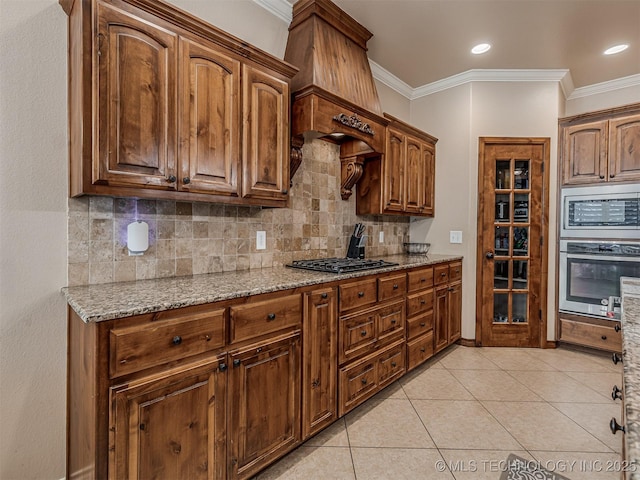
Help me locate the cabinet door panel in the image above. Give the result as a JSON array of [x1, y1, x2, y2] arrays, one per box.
[[434, 285, 449, 353], [180, 38, 240, 195], [609, 114, 640, 182], [110, 357, 226, 480], [448, 282, 462, 343], [383, 127, 405, 212], [404, 136, 424, 214], [422, 141, 435, 215], [562, 120, 607, 185], [242, 66, 289, 201], [228, 332, 300, 479], [97, 4, 177, 189], [302, 289, 337, 439]]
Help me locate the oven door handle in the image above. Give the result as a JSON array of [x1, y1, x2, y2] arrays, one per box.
[[563, 253, 639, 262]]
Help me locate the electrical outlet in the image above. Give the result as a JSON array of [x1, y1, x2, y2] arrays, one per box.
[[379, 231, 384, 243], [256, 231, 266, 250], [450, 231, 463, 244]]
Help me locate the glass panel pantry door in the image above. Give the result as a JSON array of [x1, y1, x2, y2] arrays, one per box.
[[478, 138, 548, 347]]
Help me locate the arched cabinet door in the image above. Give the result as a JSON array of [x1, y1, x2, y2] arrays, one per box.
[[96, 3, 178, 190], [241, 65, 290, 202], [609, 114, 640, 182]]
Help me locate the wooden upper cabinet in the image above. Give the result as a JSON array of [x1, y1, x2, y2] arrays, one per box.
[[62, 0, 296, 206], [383, 127, 405, 213], [561, 120, 607, 185], [560, 105, 640, 186], [97, 3, 177, 190], [356, 113, 437, 217], [241, 66, 290, 202], [609, 113, 640, 182], [179, 37, 240, 196]]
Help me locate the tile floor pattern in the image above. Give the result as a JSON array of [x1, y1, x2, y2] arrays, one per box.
[[256, 345, 626, 480]]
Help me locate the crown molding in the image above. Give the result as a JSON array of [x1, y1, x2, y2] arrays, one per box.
[[369, 59, 414, 99], [252, 0, 292, 23], [567, 73, 640, 100]]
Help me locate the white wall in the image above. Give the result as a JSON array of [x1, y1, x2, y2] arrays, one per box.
[[409, 82, 562, 341], [375, 80, 411, 121]]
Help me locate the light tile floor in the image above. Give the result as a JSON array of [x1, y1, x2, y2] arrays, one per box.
[[256, 345, 625, 480]]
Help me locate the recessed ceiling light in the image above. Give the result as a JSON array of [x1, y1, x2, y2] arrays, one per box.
[[604, 44, 628, 55], [471, 43, 491, 55]]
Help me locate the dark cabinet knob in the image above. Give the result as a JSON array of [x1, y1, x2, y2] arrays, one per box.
[[282, 189, 288, 194], [393, 284, 399, 289], [448, 287, 454, 292], [172, 336, 182, 345], [361, 378, 368, 385], [610, 174, 615, 178], [610, 417, 625, 435], [183, 177, 191, 184], [267, 313, 276, 321], [167, 175, 177, 183], [360, 330, 367, 337], [391, 319, 397, 325], [233, 359, 241, 367], [420, 347, 426, 353], [358, 291, 365, 298], [486, 252, 494, 259], [601, 335, 607, 340], [321, 293, 328, 299], [612, 385, 623, 401], [440, 272, 446, 277], [391, 362, 397, 367], [615, 323, 621, 333], [599, 175, 605, 179], [219, 363, 228, 372], [420, 322, 426, 327], [612, 353, 622, 365], [420, 278, 426, 283], [420, 299, 426, 305]]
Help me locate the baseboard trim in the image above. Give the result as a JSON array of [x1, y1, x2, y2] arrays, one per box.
[[544, 340, 557, 349], [459, 338, 477, 347]]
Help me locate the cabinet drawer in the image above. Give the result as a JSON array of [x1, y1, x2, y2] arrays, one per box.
[[339, 278, 377, 312], [407, 267, 433, 293], [110, 308, 226, 378], [338, 356, 377, 416], [407, 331, 434, 372], [378, 273, 406, 302], [377, 300, 405, 343], [230, 294, 301, 343], [559, 318, 622, 352], [449, 262, 462, 282], [407, 311, 434, 340], [339, 310, 377, 364], [434, 264, 449, 285], [377, 341, 405, 388], [407, 289, 434, 317]]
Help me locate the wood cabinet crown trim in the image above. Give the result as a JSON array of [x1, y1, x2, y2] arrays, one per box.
[[559, 102, 640, 125], [383, 113, 439, 145]]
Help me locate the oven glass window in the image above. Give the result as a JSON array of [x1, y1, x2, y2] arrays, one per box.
[[566, 257, 640, 305]]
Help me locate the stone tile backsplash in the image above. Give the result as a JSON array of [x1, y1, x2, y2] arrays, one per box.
[[67, 139, 410, 286]]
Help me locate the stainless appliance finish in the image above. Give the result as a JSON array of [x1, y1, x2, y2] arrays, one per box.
[[560, 184, 640, 238], [559, 239, 640, 320], [287, 258, 398, 274]]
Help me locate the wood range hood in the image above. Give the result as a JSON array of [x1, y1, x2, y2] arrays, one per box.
[[284, 0, 389, 199]]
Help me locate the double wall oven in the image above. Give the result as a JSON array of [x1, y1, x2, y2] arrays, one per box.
[[559, 184, 640, 320]]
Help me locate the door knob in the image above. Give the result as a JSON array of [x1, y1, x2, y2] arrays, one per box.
[[486, 252, 494, 259], [610, 417, 625, 435]]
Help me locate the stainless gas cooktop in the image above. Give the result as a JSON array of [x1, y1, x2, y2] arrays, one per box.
[[286, 257, 398, 274]]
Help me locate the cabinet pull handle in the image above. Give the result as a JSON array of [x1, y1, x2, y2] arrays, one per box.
[[391, 362, 397, 367], [393, 284, 399, 289], [267, 313, 276, 321], [391, 319, 397, 325], [139, 423, 145, 431], [96, 33, 105, 57], [610, 417, 625, 435], [601, 335, 607, 340], [360, 330, 367, 337], [172, 336, 182, 345], [233, 359, 241, 367], [420, 278, 426, 282], [321, 293, 328, 299], [361, 378, 368, 385], [358, 291, 365, 298], [448, 287, 454, 292], [420, 347, 426, 353], [612, 353, 622, 365], [615, 323, 621, 333], [282, 189, 288, 194], [420, 322, 426, 327], [219, 363, 228, 372], [167, 175, 177, 183], [182, 177, 191, 184], [612, 385, 623, 401], [440, 272, 446, 277], [420, 299, 426, 305]]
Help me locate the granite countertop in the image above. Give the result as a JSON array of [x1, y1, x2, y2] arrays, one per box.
[[62, 253, 462, 323], [620, 277, 640, 479]]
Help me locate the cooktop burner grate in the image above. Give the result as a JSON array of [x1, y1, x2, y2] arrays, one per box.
[[286, 257, 398, 274]]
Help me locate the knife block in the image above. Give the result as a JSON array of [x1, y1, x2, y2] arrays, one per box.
[[346, 235, 365, 259]]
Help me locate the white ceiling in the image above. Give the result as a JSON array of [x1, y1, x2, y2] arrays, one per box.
[[262, 0, 640, 98]]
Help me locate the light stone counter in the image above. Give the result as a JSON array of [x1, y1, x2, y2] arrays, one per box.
[[62, 253, 462, 323], [620, 277, 640, 479]]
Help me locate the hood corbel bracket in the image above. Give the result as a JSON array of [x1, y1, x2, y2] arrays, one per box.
[[340, 140, 376, 200]]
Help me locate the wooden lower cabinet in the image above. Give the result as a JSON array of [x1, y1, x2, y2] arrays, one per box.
[[302, 288, 338, 440], [338, 339, 406, 416], [558, 315, 621, 352], [110, 357, 227, 480], [407, 331, 434, 371], [228, 331, 301, 480], [434, 273, 462, 354]]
